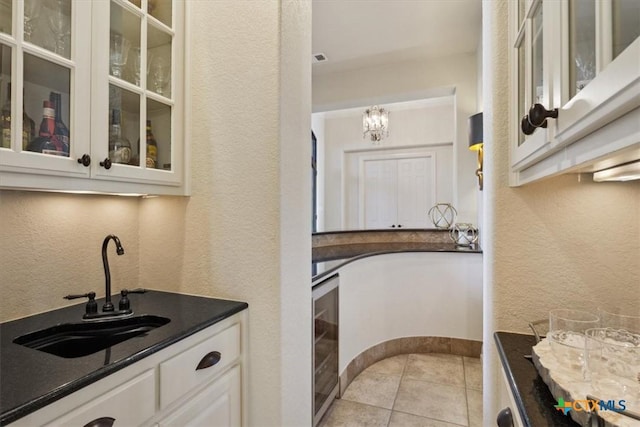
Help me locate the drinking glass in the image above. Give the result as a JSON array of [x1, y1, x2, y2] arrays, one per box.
[[598, 308, 640, 333], [24, 0, 41, 42], [585, 328, 640, 401], [110, 33, 131, 79], [149, 56, 170, 96], [548, 308, 599, 370], [130, 47, 141, 85], [46, 0, 70, 57]]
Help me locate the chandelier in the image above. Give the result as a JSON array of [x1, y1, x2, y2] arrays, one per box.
[[362, 106, 389, 144]]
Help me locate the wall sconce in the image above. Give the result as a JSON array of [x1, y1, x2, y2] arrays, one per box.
[[468, 112, 483, 191]]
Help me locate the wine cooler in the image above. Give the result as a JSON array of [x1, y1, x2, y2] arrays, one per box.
[[312, 273, 339, 426]]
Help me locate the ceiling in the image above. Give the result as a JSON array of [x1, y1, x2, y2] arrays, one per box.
[[312, 0, 482, 77]]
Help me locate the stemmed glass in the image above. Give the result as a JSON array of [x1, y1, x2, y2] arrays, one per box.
[[110, 33, 131, 79], [46, 0, 70, 56], [149, 56, 170, 96], [23, 0, 41, 43]]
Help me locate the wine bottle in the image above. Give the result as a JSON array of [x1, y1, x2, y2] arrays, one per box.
[[49, 92, 70, 156], [145, 120, 158, 168], [27, 100, 59, 153], [108, 109, 132, 164], [22, 89, 36, 150], [1, 83, 11, 148]]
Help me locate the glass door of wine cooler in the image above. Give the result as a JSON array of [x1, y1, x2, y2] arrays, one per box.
[[313, 274, 339, 426]]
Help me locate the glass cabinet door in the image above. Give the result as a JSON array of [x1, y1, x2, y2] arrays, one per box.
[[612, 0, 640, 59], [98, 0, 177, 179], [0, 0, 91, 169], [568, 0, 596, 99]]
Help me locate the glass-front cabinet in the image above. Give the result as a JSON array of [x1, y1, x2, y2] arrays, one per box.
[[510, 0, 640, 185], [0, 0, 185, 195]]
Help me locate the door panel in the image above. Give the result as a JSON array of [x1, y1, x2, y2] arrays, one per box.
[[397, 157, 434, 228], [363, 159, 397, 229]]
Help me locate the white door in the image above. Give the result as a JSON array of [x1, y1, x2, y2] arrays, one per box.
[[362, 155, 435, 229], [397, 157, 434, 228], [363, 159, 397, 229]]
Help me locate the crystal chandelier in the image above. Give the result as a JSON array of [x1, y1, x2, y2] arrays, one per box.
[[362, 106, 389, 144]]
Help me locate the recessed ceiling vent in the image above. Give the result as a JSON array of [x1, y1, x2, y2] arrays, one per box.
[[313, 53, 328, 63]]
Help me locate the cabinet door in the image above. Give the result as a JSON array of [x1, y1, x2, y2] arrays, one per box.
[[510, 0, 556, 172], [158, 365, 241, 427], [44, 369, 156, 427], [554, 0, 639, 146], [90, 0, 184, 187], [0, 0, 92, 178]]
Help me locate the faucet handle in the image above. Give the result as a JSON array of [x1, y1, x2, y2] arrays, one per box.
[[118, 288, 146, 310], [64, 292, 98, 315]]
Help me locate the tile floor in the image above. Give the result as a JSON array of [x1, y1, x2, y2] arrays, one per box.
[[318, 353, 482, 427]]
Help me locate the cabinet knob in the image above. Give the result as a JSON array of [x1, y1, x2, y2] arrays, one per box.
[[520, 115, 537, 136], [83, 417, 115, 427], [99, 158, 112, 170], [196, 351, 222, 370], [77, 154, 91, 167], [397, 224, 402, 228], [528, 103, 559, 128]]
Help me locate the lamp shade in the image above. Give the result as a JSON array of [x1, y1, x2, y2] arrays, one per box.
[[468, 112, 483, 151]]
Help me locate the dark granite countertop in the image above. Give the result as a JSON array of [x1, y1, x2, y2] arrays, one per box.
[[0, 290, 248, 425], [494, 332, 579, 427]]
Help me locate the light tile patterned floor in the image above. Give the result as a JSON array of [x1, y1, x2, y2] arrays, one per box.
[[318, 354, 482, 427]]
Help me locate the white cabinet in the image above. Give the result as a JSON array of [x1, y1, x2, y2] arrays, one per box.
[[0, 0, 186, 195], [360, 155, 436, 229], [509, 0, 640, 186], [9, 311, 247, 427]]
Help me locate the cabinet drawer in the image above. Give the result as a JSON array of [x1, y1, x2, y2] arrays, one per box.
[[44, 369, 155, 427], [159, 323, 240, 408]]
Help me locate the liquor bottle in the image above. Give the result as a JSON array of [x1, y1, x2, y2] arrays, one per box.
[[108, 109, 132, 164], [49, 92, 70, 156], [145, 120, 158, 168], [1, 83, 11, 148], [22, 90, 36, 151], [27, 100, 59, 153]]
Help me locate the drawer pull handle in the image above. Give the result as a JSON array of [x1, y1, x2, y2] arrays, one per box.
[[196, 351, 222, 370], [83, 417, 115, 427]]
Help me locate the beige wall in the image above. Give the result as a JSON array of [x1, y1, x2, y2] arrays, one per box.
[[0, 1, 312, 426], [482, 1, 640, 424]]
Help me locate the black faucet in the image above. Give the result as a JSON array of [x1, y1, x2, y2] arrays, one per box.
[[102, 234, 124, 312], [64, 235, 146, 320]]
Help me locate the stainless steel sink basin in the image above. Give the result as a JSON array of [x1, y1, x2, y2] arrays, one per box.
[[13, 315, 170, 358]]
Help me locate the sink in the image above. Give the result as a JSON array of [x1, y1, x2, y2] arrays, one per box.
[[13, 315, 171, 358]]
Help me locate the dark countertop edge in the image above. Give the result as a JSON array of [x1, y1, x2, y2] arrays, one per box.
[[493, 332, 579, 427], [312, 248, 482, 283], [494, 331, 533, 427], [313, 228, 450, 236], [0, 301, 248, 425]]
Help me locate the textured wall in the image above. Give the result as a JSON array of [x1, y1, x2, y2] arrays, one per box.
[[139, 1, 312, 425], [482, 1, 640, 424], [0, 191, 140, 321]]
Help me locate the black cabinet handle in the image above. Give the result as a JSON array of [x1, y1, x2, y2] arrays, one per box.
[[397, 224, 402, 228], [99, 158, 112, 169], [496, 407, 513, 427], [77, 154, 91, 167], [391, 225, 396, 228], [528, 103, 558, 128], [520, 115, 537, 135], [196, 351, 222, 370], [83, 417, 115, 427]]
